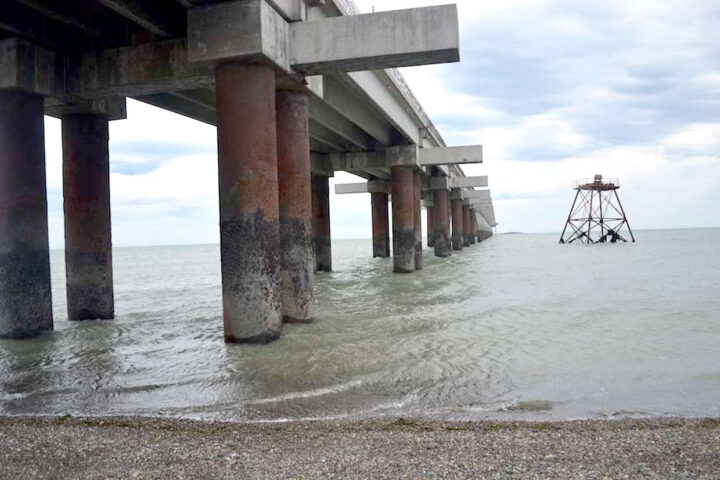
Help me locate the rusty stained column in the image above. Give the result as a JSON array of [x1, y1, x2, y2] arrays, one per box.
[[426, 206, 435, 247], [433, 189, 451, 257], [62, 114, 114, 321], [0, 91, 53, 338], [216, 62, 282, 343], [469, 208, 477, 244], [463, 206, 472, 247], [276, 90, 314, 324], [412, 170, 423, 271], [391, 166, 415, 273], [451, 197, 464, 251], [312, 174, 332, 272], [371, 191, 390, 258]]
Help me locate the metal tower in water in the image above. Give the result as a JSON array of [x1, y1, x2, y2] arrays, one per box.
[[559, 175, 635, 244]]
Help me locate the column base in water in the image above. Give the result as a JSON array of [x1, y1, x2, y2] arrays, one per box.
[[391, 166, 415, 273]]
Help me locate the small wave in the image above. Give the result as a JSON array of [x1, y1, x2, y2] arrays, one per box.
[[242, 380, 364, 406]]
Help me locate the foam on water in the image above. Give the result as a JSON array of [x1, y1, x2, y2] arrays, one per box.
[[1, 229, 719, 422]]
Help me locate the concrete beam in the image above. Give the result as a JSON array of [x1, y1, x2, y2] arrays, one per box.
[[463, 189, 491, 200], [451, 176, 489, 189], [420, 145, 483, 166], [310, 153, 334, 177], [0, 38, 64, 97], [291, 5, 459, 75], [188, 0, 291, 72], [330, 151, 386, 171], [335, 183, 369, 194], [44, 97, 127, 121], [267, 0, 306, 22], [96, 0, 187, 38]]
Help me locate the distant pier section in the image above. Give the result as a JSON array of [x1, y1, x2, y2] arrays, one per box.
[[0, 0, 497, 342]]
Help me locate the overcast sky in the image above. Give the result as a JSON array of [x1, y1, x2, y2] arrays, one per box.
[[43, 0, 720, 248]]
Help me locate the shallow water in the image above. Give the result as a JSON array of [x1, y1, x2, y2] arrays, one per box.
[[1, 229, 719, 422]]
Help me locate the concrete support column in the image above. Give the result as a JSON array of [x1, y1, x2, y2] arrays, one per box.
[[469, 208, 477, 244], [62, 113, 114, 321], [463, 206, 472, 247], [276, 90, 314, 324], [371, 192, 390, 258], [0, 91, 53, 338], [451, 198, 464, 251], [426, 206, 435, 247], [391, 166, 415, 273], [216, 62, 282, 343], [432, 189, 451, 257], [312, 174, 332, 272], [412, 170, 423, 271]]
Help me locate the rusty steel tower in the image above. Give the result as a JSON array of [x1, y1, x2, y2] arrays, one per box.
[[559, 175, 635, 244]]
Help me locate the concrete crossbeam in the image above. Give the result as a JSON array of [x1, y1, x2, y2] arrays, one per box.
[[335, 183, 370, 194], [463, 189, 491, 200], [452, 176, 489, 189], [419, 145, 483, 166], [291, 5, 459, 75], [188, 1, 458, 76], [0, 38, 64, 97]]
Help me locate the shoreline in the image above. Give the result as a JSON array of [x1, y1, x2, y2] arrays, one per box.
[[1, 415, 718, 478]]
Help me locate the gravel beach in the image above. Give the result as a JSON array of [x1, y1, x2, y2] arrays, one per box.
[[1, 416, 719, 478]]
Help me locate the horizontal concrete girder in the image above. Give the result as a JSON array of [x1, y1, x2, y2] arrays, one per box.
[[188, 1, 458, 74], [335, 179, 390, 195], [428, 175, 489, 190], [420, 145, 482, 166], [291, 5, 459, 75]]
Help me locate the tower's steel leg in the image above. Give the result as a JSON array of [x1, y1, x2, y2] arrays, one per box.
[[276, 90, 314, 324], [451, 198, 464, 251], [216, 62, 282, 343], [371, 191, 390, 258], [426, 206, 435, 247], [433, 189, 451, 257], [413, 170, 423, 271], [312, 174, 332, 272], [0, 92, 53, 338], [391, 166, 415, 273], [62, 114, 114, 321]]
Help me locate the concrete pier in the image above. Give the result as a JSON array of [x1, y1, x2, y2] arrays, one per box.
[[62, 114, 114, 321], [391, 166, 415, 273], [463, 206, 472, 247], [312, 174, 332, 272], [433, 189, 451, 257], [413, 170, 423, 271], [216, 62, 282, 344], [276, 90, 314, 324], [0, 91, 53, 339], [371, 191, 390, 258], [427, 206, 435, 247], [451, 198, 464, 251], [469, 208, 477, 244]]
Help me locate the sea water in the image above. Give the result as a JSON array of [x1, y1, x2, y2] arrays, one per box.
[[1, 229, 719, 421]]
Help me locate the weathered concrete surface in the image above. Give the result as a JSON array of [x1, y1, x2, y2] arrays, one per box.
[[412, 170, 423, 271], [276, 90, 314, 324], [451, 198, 464, 251], [62, 114, 114, 321], [1, 416, 718, 479], [0, 92, 53, 339], [426, 206, 435, 247], [311, 174, 332, 272], [371, 192, 390, 258], [391, 166, 415, 273], [419, 145, 483, 166], [216, 62, 282, 344], [463, 206, 472, 247], [432, 189, 451, 257], [291, 5, 460, 75], [469, 208, 477, 244]]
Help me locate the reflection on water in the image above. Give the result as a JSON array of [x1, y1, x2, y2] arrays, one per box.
[[1, 229, 720, 421]]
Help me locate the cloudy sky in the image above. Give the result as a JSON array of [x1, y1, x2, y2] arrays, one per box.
[[43, 0, 720, 248]]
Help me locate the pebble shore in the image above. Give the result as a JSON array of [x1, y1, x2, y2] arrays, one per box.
[[1, 416, 719, 478]]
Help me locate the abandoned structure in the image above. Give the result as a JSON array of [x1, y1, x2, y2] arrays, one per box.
[[0, 0, 496, 342]]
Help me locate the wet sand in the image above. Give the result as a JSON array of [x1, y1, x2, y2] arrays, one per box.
[[1, 416, 719, 479]]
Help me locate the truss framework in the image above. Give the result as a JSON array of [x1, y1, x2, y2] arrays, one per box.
[[559, 187, 635, 244]]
